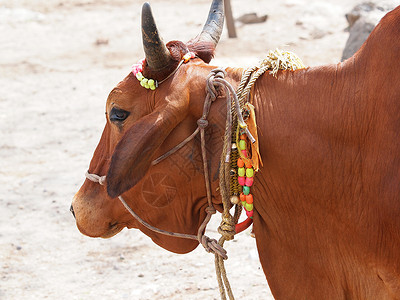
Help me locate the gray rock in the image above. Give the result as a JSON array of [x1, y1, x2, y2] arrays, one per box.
[[341, 1, 396, 61], [345, 2, 376, 27], [236, 13, 268, 24]]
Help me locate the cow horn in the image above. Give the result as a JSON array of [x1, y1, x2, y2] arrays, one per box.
[[197, 0, 224, 47], [141, 2, 172, 71]]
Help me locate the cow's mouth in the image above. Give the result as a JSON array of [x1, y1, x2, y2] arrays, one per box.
[[101, 222, 123, 239]]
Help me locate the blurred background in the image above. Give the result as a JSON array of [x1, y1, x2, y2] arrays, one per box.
[[0, 0, 396, 299]]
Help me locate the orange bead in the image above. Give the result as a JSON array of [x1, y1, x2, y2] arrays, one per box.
[[245, 161, 252, 169], [246, 194, 253, 204], [240, 134, 246, 140], [237, 158, 244, 168], [239, 193, 246, 202]]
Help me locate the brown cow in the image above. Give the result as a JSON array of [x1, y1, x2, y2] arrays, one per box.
[[71, 0, 400, 298]]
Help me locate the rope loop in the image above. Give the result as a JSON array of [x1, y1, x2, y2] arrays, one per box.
[[211, 68, 227, 79], [206, 68, 227, 101]]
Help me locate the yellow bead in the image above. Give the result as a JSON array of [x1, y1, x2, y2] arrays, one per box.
[[239, 140, 246, 150], [238, 167, 245, 177], [246, 168, 254, 178], [244, 202, 253, 211], [136, 72, 144, 81]]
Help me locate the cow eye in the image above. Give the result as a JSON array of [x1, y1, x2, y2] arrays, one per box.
[[110, 107, 130, 122]]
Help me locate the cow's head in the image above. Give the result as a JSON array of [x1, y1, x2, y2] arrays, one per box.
[[71, 0, 228, 254]]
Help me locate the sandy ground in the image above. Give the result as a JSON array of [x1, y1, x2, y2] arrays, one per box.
[[0, 0, 394, 299]]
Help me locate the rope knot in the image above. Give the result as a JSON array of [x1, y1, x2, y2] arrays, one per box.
[[99, 176, 106, 186], [85, 171, 106, 186], [197, 119, 209, 128], [217, 214, 236, 241], [200, 235, 228, 260], [205, 206, 217, 215]]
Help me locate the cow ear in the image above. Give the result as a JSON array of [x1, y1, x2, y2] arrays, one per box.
[[106, 106, 182, 198]]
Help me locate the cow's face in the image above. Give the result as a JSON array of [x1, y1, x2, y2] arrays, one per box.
[[71, 0, 225, 254]]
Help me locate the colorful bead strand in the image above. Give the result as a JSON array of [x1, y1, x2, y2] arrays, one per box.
[[229, 143, 241, 205], [237, 133, 255, 219]]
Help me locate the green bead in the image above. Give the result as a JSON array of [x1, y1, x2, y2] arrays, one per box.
[[241, 201, 246, 206], [239, 140, 247, 150], [150, 85, 156, 90], [244, 202, 253, 211], [246, 168, 254, 178], [148, 79, 155, 86], [238, 167, 245, 177], [136, 72, 144, 81], [243, 185, 250, 195]]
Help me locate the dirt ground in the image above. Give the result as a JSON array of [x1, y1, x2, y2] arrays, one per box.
[[0, 0, 394, 299]]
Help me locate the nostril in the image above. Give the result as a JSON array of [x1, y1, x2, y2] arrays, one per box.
[[70, 205, 76, 219]]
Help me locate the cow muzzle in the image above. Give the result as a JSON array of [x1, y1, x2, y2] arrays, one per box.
[[71, 190, 124, 239]]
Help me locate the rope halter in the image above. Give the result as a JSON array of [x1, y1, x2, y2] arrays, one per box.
[[84, 67, 259, 300], [84, 69, 238, 262], [84, 170, 227, 259]]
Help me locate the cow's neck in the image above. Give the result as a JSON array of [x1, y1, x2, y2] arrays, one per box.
[[237, 50, 399, 298], [214, 10, 400, 297], [251, 62, 368, 297]]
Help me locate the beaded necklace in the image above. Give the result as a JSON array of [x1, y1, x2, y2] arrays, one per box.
[[132, 52, 196, 90]]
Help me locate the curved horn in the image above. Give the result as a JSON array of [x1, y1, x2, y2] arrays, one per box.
[[141, 2, 172, 71], [197, 0, 225, 47]]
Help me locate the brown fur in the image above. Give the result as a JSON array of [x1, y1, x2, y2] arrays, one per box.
[[72, 6, 400, 299]]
